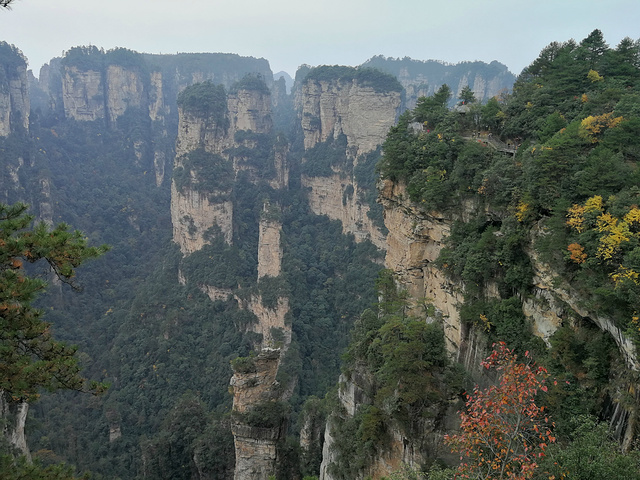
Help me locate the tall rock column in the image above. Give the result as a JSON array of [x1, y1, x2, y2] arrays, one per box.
[[297, 68, 402, 250], [0, 43, 30, 136], [171, 82, 235, 252], [230, 350, 284, 480]]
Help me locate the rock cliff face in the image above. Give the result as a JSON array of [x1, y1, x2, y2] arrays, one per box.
[[171, 84, 275, 253], [170, 182, 233, 253], [105, 64, 147, 121], [379, 180, 465, 353], [0, 54, 30, 136], [61, 66, 105, 122], [360, 56, 516, 110], [169, 77, 293, 479], [320, 173, 640, 478], [302, 174, 386, 250], [258, 214, 283, 280], [228, 89, 273, 134], [297, 75, 401, 250], [230, 350, 284, 480], [299, 79, 401, 156]]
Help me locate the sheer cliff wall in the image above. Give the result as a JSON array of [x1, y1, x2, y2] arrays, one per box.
[[297, 74, 401, 250]]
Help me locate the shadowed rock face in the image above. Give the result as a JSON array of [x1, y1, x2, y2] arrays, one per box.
[[0, 63, 29, 136]]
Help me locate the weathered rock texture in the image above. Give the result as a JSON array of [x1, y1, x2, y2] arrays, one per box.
[[228, 89, 273, 134], [297, 76, 400, 250], [0, 394, 30, 460], [359, 57, 516, 110], [61, 67, 105, 122], [170, 182, 233, 253], [105, 65, 147, 122], [303, 173, 386, 250], [379, 180, 465, 353], [299, 79, 401, 156], [230, 350, 284, 480], [320, 172, 640, 478], [258, 215, 283, 280], [0, 60, 29, 136]]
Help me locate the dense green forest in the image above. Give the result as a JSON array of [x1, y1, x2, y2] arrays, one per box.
[[2, 28, 640, 480], [323, 29, 640, 479], [0, 43, 387, 479]]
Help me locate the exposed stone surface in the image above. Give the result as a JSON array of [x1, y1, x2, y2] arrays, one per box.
[[170, 183, 233, 253], [61, 67, 105, 121], [230, 350, 281, 414], [299, 79, 401, 155], [231, 423, 282, 480], [200, 285, 234, 302], [528, 246, 639, 371], [0, 64, 30, 136], [258, 217, 283, 279], [228, 89, 272, 134], [174, 108, 230, 157], [105, 65, 147, 122], [230, 350, 283, 480], [380, 179, 465, 353], [302, 174, 386, 250], [246, 296, 290, 348]]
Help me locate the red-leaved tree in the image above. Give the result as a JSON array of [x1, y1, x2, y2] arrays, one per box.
[[445, 342, 556, 479]]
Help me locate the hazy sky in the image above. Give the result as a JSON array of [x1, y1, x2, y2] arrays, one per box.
[[2, 0, 639, 78]]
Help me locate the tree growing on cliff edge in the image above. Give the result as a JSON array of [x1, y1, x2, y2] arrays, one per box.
[[445, 343, 555, 480], [1, 203, 107, 476], [0, 203, 108, 403]]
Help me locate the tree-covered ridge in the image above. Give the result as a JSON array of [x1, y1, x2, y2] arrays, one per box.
[[229, 73, 271, 94], [362, 54, 514, 80], [143, 52, 272, 80], [303, 65, 403, 93], [60, 46, 147, 71], [371, 28, 640, 465], [176, 81, 228, 123], [0, 41, 26, 86]]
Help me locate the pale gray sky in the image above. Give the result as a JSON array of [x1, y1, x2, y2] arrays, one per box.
[[2, 0, 639, 78]]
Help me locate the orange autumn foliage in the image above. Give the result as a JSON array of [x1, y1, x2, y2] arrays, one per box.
[[445, 343, 556, 480]]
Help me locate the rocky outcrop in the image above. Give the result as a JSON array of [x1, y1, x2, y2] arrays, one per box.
[[0, 55, 30, 136], [105, 65, 147, 122], [298, 74, 400, 250], [379, 180, 465, 353], [0, 394, 30, 460], [299, 79, 401, 156], [228, 89, 272, 134], [61, 66, 105, 122], [170, 182, 233, 253], [230, 350, 284, 480], [246, 296, 290, 349], [360, 56, 516, 110], [302, 174, 386, 250], [258, 214, 283, 280], [175, 107, 230, 158]]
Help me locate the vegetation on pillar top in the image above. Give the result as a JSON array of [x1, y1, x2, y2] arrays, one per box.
[[304, 65, 403, 93], [177, 81, 229, 124]]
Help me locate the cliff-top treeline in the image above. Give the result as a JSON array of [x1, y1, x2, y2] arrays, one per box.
[[320, 29, 640, 479]]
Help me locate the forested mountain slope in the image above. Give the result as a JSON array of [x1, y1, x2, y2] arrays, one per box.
[[3, 29, 639, 480], [320, 29, 640, 479]]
